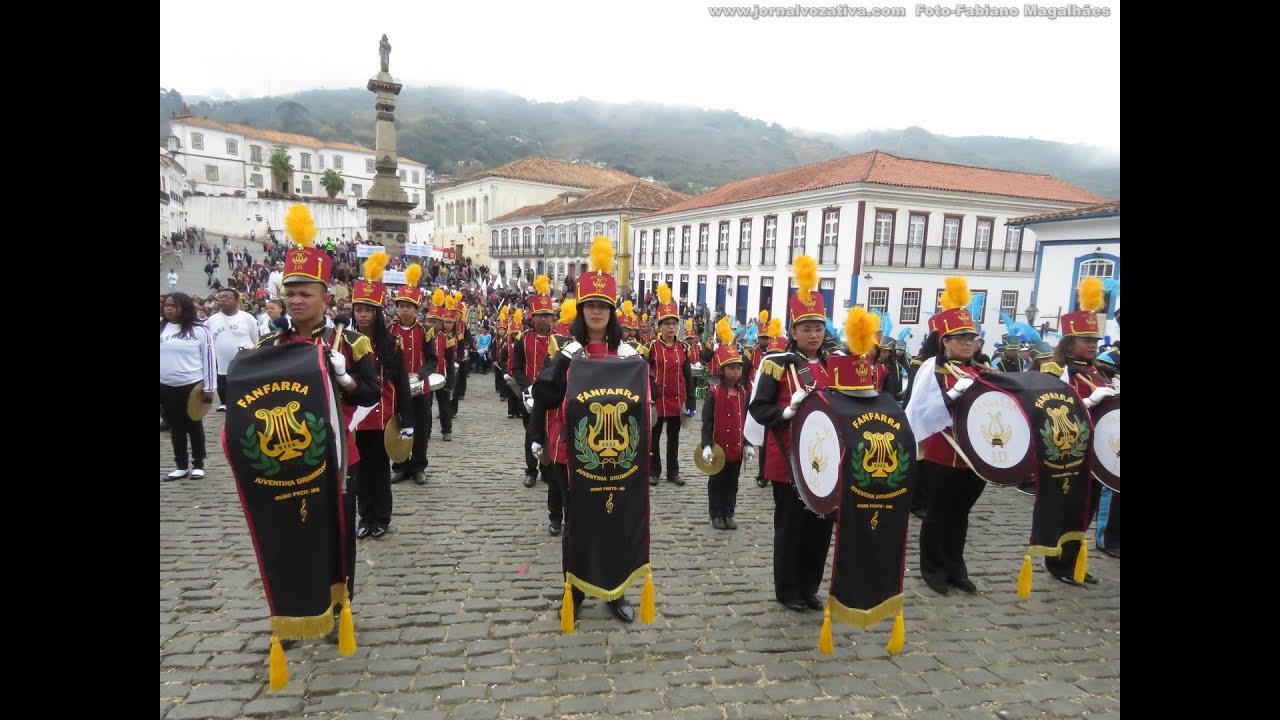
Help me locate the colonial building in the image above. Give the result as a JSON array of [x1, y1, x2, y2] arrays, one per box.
[[160, 149, 190, 241], [166, 114, 431, 216], [629, 151, 1107, 346], [432, 157, 644, 267], [1009, 200, 1120, 340], [488, 181, 689, 291]]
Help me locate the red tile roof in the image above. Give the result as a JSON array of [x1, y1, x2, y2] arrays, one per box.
[[490, 194, 576, 224], [449, 156, 643, 190], [169, 115, 427, 166], [1009, 200, 1120, 225], [541, 182, 690, 218], [643, 151, 1107, 218]]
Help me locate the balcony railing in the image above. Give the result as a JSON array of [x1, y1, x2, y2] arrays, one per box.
[[160, 190, 170, 203], [760, 247, 776, 266], [738, 247, 751, 266], [861, 242, 1036, 273], [819, 243, 837, 265]]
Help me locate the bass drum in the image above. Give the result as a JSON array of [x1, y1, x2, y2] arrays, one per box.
[[951, 379, 1036, 486], [1090, 395, 1120, 492], [787, 393, 842, 517]]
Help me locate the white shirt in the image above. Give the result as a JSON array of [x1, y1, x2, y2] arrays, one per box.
[[205, 310, 261, 373], [167, 271, 178, 285], [160, 323, 216, 390], [267, 271, 283, 299]]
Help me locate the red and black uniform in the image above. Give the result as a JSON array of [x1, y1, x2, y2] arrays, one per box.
[[512, 329, 552, 479], [450, 325, 473, 417], [390, 321, 434, 475], [493, 329, 509, 397], [647, 337, 696, 482], [917, 359, 986, 591], [748, 351, 833, 605], [701, 382, 747, 521], [353, 337, 413, 533], [429, 327, 457, 437]]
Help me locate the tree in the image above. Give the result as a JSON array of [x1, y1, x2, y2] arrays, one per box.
[[269, 148, 294, 193], [320, 168, 345, 198]]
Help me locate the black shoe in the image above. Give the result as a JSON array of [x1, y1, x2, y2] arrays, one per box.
[[778, 596, 808, 613], [412, 470, 428, 486], [390, 469, 408, 484], [371, 525, 387, 539], [923, 576, 950, 595], [949, 577, 977, 594], [549, 522, 562, 536], [507, 413, 516, 418], [1015, 480, 1036, 497], [356, 525, 372, 539], [442, 433, 452, 441], [802, 594, 824, 611], [608, 597, 636, 623], [667, 474, 685, 486], [1099, 546, 1121, 559], [756, 478, 769, 488], [1050, 571, 1099, 587], [723, 516, 738, 530], [910, 507, 927, 520], [523, 472, 538, 488], [712, 517, 726, 530], [649, 475, 659, 486]]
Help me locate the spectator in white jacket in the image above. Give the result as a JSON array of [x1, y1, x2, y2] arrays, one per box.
[[160, 292, 216, 480]]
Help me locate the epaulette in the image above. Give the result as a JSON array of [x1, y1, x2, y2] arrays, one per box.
[[256, 331, 283, 348], [446, 338, 456, 348], [348, 332, 373, 362], [758, 357, 785, 381], [910, 359, 923, 367]]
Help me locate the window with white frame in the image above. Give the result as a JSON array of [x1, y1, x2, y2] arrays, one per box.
[[205, 165, 218, 181], [874, 211, 894, 245], [821, 209, 839, 264], [868, 288, 889, 314], [901, 289, 921, 323], [907, 213, 927, 247], [607, 221, 618, 241], [975, 219, 992, 250], [698, 224, 709, 264], [412, 170, 419, 184], [935, 289, 946, 313], [318, 155, 325, 171], [1078, 259, 1115, 279], [334, 155, 343, 171], [535, 226, 545, 253], [250, 145, 263, 164], [681, 226, 691, 264], [249, 173, 263, 188], [569, 225, 579, 257], [666, 228, 676, 265], [399, 169, 407, 181], [365, 158, 375, 174], [942, 216, 961, 249], [523, 227, 532, 252], [790, 213, 807, 262], [302, 179, 313, 195], [300, 153, 312, 171], [1005, 227, 1022, 252], [762, 216, 777, 265], [226, 139, 238, 156], [717, 222, 730, 264], [412, 193, 420, 205], [351, 183, 363, 199], [738, 219, 752, 266], [1000, 290, 1019, 320], [638, 231, 647, 266], [191, 133, 204, 150]]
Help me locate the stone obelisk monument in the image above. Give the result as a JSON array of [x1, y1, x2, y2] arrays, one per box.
[[358, 34, 416, 256]]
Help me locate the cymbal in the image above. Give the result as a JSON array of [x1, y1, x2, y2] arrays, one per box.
[[693, 443, 726, 475], [384, 416, 413, 463], [187, 381, 213, 421]]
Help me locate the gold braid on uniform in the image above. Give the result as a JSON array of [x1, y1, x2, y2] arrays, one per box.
[[759, 358, 785, 381]]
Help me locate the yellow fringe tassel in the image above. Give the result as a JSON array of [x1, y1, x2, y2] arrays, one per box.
[[560, 580, 575, 634], [1017, 554, 1033, 598], [338, 600, 356, 656], [885, 611, 905, 655], [639, 571, 656, 624], [1074, 543, 1088, 585], [818, 606, 834, 655], [268, 635, 288, 691]]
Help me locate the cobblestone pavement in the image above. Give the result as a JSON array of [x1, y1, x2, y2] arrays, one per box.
[[160, 268, 1120, 720]]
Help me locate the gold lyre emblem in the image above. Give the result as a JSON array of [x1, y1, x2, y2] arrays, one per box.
[[1045, 406, 1080, 453], [807, 430, 831, 475], [290, 250, 310, 266], [800, 291, 816, 308], [587, 402, 630, 462], [254, 401, 313, 461], [855, 360, 869, 380], [861, 431, 899, 478], [593, 273, 607, 290], [981, 412, 1010, 447]]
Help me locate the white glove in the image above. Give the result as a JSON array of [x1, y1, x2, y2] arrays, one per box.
[[781, 405, 797, 421], [328, 349, 348, 377], [945, 377, 974, 401], [531, 442, 543, 460], [744, 445, 756, 460], [789, 389, 809, 408], [504, 373, 513, 382], [399, 428, 414, 440], [702, 446, 714, 464], [1084, 386, 1118, 408], [691, 362, 703, 370]]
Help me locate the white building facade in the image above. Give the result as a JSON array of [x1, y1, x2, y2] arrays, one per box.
[[166, 115, 430, 215], [1010, 201, 1120, 341], [629, 152, 1108, 348], [489, 206, 623, 290], [160, 150, 190, 241]]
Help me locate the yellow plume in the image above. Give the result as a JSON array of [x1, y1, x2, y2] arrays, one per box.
[[1077, 277, 1105, 313], [767, 317, 782, 337], [285, 204, 316, 248], [758, 310, 769, 325], [453, 290, 463, 305], [795, 255, 817, 302], [498, 306, 509, 322], [432, 288, 445, 308], [716, 316, 734, 346], [363, 252, 389, 283], [621, 300, 634, 319], [589, 236, 614, 274], [940, 276, 971, 311], [845, 306, 880, 356], [685, 319, 693, 332], [534, 274, 550, 296], [657, 284, 672, 306], [513, 309, 523, 327], [405, 263, 423, 288], [444, 294, 457, 311], [641, 312, 648, 324], [559, 298, 577, 325]]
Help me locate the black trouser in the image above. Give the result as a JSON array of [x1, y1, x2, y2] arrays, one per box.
[[772, 480, 834, 601], [650, 416, 681, 479], [160, 382, 206, 470], [522, 414, 541, 475], [1046, 478, 1102, 577], [1096, 488, 1120, 551], [755, 446, 766, 483], [496, 365, 507, 394], [216, 373, 229, 406], [451, 364, 469, 416], [354, 430, 392, 528], [547, 455, 566, 524], [910, 465, 931, 514], [431, 388, 453, 435], [918, 461, 986, 586], [392, 396, 430, 474], [709, 459, 742, 518]]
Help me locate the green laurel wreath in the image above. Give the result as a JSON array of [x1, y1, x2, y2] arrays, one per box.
[[241, 425, 281, 476], [851, 442, 910, 489], [302, 413, 328, 467], [574, 417, 601, 469], [1040, 419, 1090, 461], [617, 417, 640, 469]]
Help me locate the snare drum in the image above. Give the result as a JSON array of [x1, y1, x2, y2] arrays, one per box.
[[427, 373, 447, 391], [408, 374, 425, 398]]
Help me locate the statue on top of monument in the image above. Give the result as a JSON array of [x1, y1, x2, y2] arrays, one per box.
[[379, 34, 391, 73]]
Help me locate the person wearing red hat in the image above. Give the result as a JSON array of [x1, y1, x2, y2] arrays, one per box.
[[425, 289, 458, 441], [388, 264, 434, 486], [745, 256, 837, 613], [349, 253, 414, 540], [513, 277, 557, 493], [701, 316, 754, 530], [746, 313, 788, 488], [646, 284, 696, 487]]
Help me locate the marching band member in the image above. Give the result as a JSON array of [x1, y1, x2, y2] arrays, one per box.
[[745, 256, 835, 613], [749, 315, 788, 488], [996, 334, 1030, 372], [425, 289, 457, 441], [389, 265, 432, 486], [449, 294, 472, 420], [542, 298, 578, 536], [513, 276, 556, 489], [701, 316, 751, 530], [647, 284, 696, 487]]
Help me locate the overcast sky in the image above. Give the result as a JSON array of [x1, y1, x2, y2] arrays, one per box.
[[160, 0, 1119, 153]]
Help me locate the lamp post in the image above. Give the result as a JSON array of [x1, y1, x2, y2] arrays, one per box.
[[1025, 303, 1038, 325]]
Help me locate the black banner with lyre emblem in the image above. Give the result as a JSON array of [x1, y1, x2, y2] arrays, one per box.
[[828, 391, 917, 628], [563, 355, 651, 599], [222, 341, 349, 639]]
